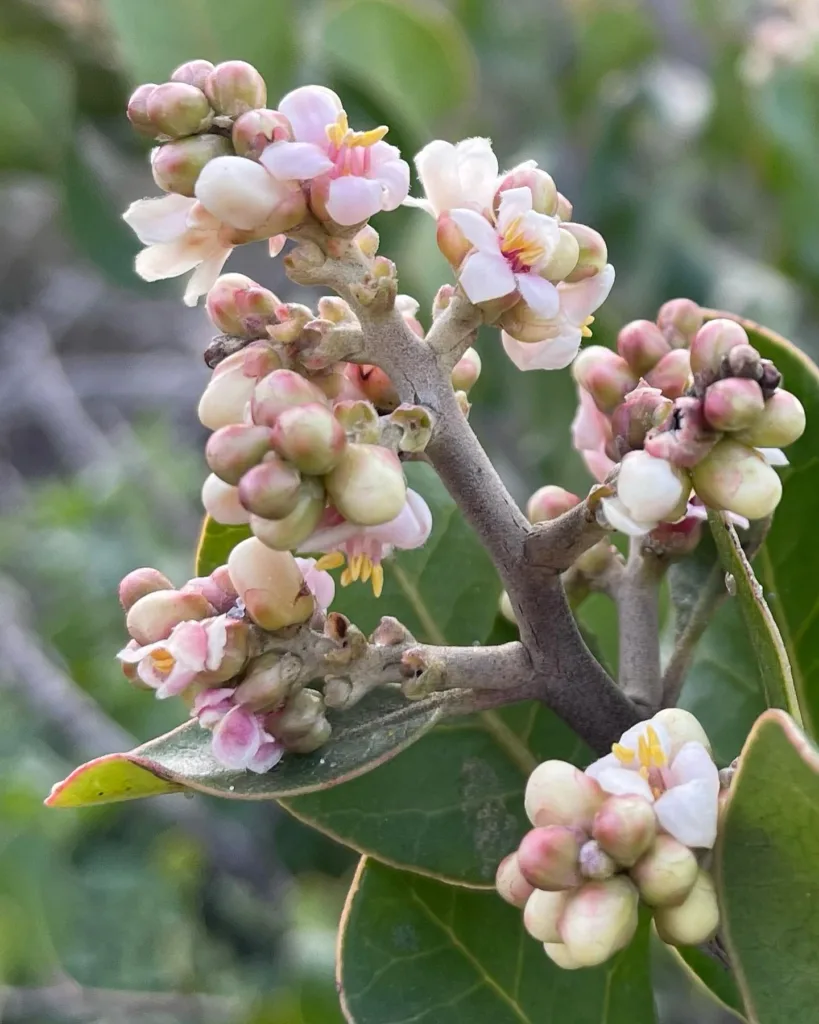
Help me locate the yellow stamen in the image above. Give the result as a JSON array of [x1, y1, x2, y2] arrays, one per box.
[[326, 110, 388, 148], [361, 557, 373, 583], [500, 217, 546, 267], [581, 315, 595, 339], [371, 563, 384, 598], [340, 567, 353, 587], [150, 649, 175, 673], [612, 743, 635, 765], [315, 551, 346, 571], [350, 553, 363, 582], [349, 125, 389, 147], [325, 111, 350, 147]]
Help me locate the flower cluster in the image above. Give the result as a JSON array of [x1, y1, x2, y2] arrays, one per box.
[[116, 543, 335, 770], [496, 709, 722, 969], [572, 299, 805, 536]]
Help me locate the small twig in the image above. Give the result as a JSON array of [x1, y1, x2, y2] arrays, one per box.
[[617, 538, 667, 713], [524, 493, 612, 573]]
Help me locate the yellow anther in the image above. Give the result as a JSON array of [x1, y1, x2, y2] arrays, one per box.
[[361, 557, 373, 583], [500, 218, 546, 267], [326, 110, 388, 149], [315, 552, 345, 571], [639, 766, 650, 780], [612, 743, 635, 765], [371, 563, 384, 598], [349, 553, 363, 582], [348, 125, 389, 147], [645, 725, 667, 767], [581, 316, 595, 339], [150, 649, 175, 673], [326, 111, 350, 147], [340, 567, 353, 587]]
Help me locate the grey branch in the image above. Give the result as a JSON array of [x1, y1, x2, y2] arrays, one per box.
[[524, 493, 611, 572], [617, 538, 667, 713]]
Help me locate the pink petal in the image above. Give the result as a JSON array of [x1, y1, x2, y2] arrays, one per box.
[[496, 186, 534, 233], [279, 85, 343, 146], [152, 663, 199, 699], [370, 489, 432, 549], [246, 734, 284, 774], [299, 517, 362, 554], [373, 154, 410, 210], [123, 194, 196, 244], [183, 248, 232, 307], [295, 557, 336, 612], [459, 251, 516, 304], [204, 616, 229, 672], [268, 234, 286, 257], [515, 273, 560, 318], [501, 329, 582, 371], [572, 387, 611, 452], [584, 752, 621, 780], [211, 705, 263, 769], [192, 687, 235, 727], [325, 176, 383, 226], [168, 621, 210, 671], [584, 449, 617, 484], [559, 264, 615, 324], [668, 742, 719, 788], [260, 140, 334, 180], [449, 208, 499, 251]]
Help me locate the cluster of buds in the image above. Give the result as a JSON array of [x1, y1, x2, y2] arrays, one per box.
[[116, 541, 336, 770], [572, 299, 805, 536], [496, 709, 721, 969]]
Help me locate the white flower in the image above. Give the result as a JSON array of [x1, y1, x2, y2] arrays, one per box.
[[405, 137, 498, 217], [600, 450, 689, 536], [586, 715, 719, 849]]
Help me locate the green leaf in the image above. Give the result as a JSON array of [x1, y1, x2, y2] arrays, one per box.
[[716, 710, 819, 1024], [102, 0, 296, 98], [0, 45, 74, 173], [195, 517, 251, 576], [319, 0, 477, 140], [664, 945, 746, 1021], [46, 689, 444, 808], [338, 859, 657, 1024], [708, 512, 801, 723]]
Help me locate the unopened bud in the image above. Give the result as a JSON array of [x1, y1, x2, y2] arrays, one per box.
[[543, 942, 584, 970], [517, 826, 584, 890], [758, 359, 782, 397], [325, 444, 406, 526], [127, 83, 159, 136], [199, 344, 281, 430], [450, 347, 482, 393], [355, 224, 380, 258], [523, 889, 569, 943], [170, 59, 215, 91], [234, 651, 301, 710], [555, 192, 573, 220], [238, 456, 302, 519], [432, 284, 456, 319], [723, 343, 762, 381], [146, 82, 212, 138], [654, 869, 719, 946], [703, 377, 764, 431], [202, 474, 251, 525], [352, 365, 399, 411], [436, 212, 471, 267], [126, 590, 212, 645], [333, 399, 380, 443], [644, 396, 718, 468], [250, 478, 326, 550], [657, 298, 703, 349], [495, 164, 558, 215], [268, 688, 324, 740], [201, 617, 250, 684], [118, 567, 174, 611], [151, 135, 232, 197], [541, 228, 580, 281], [736, 388, 806, 448], [692, 439, 782, 519], [652, 708, 712, 759], [689, 319, 749, 385], [499, 590, 517, 624], [271, 402, 347, 475], [630, 835, 698, 906], [195, 155, 306, 232], [525, 760, 604, 831], [562, 223, 607, 282], [617, 320, 671, 376], [558, 877, 639, 967], [578, 840, 616, 880], [645, 348, 691, 399], [526, 486, 580, 524], [572, 347, 638, 414], [181, 574, 236, 615], [252, 369, 328, 427], [206, 273, 280, 338], [495, 852, 535, 908], [615, 450, 690, 525], [592, 795, 657, 867], [205, 60, 267, 117], [283, 715, 332, 753], [610, 386, 674, 453], [232, 108, 292, 159], [228, 538, 314, 629]]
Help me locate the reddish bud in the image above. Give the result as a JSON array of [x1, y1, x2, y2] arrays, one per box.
[[525, 760, 604, 831], [205, 60, 267, 117], [151, 134, 232, 197], [644, 396, 718, 468], [252, 369, 329, 427], [610, 385, 674, 454], [170, 60, 215, 91], [127, 83, 159, 136], [250, 477, 326, 550], [517, 826, 584, 890], [495, 853, 535, 908], [689, 319, 749, 385], [562, 223, 607, 282], [353, 365, 400, 412], [206, 273, 280, 338], [118, 567, 174, 611], [592, 795, 657, 867], [691, 438, 782, 519], [227, 538, 314, 630], [325, 444, 407, 526], [645, 348, 691, 399], [450, 347, 482, 392], [436, 213, 471, 267], [572, 347, 638, 414], [271, 402, 347, 475], [126, 590, 212, 645], [238, 456, 303, 519], [617, 320, 671, 375], [526, 485, 580, 524], [232, 108, 292, 159], [657, 298, 703, 349], [703, 377, 765, 431], [630, 835, 698, 906], [146, 82, 212, 138], [736, 388, 806, 448], [523, 889, 569, 943]]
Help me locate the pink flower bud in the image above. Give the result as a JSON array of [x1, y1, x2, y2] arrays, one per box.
[[562, 223, 607, 282], [271, 402, 347, 475], [495, 852, 535, 908], [540, 228, 580, 281], [517, 827, 583, 891], [657, 298, 703, 349], [238, 456, 303, 519], [592, 795, 657, 867], [232, 108, 292, 159], [450, 347, 482, 392], [227, 538, 314, 630], [610, 386, 674, 453], [146, 82, 212, 138], [234, 651, 301, 710], [436, 212, 472, 267], [559, 878, 639, 967], [689, 319, 749, 383], [266, 687, 324, 741], [630, 835, 698, 906], [525, 760, 604, 831], [348, 364, 400, 412], [127, 83, 159, 136], [617, 320, 672, 375], [644, 395, 718, 468], [180, 574, 236, 615], [495, 164, 558, 215], [204, 60, 267, 117], [170, 59, 215, 91], [578, 840, 616, 880], [572, 347, 638, 414], [206, 424, 276, 484], [252, 369, 329, 427], [654, 869, 719, 946], [206, 273, 280, 338], [126, 590, 212, 645], [736, 388, 806, 448], [118, 567, 174, 611], [555, 192, 573, 220], [645, 349, 691, 399], [543, 942, 584, 970], [195, 155, 306, 232], [250, 478, 327, 550], [523, 889, 569, 943], [703, 377, 765, 431], [526, 486, 580, 524], [324, 444, 407, 526], [151, 134, 233, 197], [199, 344, 281, 429], [691, 438, 782, 519]]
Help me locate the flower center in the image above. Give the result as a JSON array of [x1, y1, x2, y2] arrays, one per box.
[[612, 724, 667, 798], [149, 649, 176, 675], [581, 315, 595, 339], [314, 551, 385, 598], [499, 217, 546, 274], [326, 111, 389, 150]]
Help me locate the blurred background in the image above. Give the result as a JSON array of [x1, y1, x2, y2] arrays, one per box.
[[0, 0, 816, 1020]]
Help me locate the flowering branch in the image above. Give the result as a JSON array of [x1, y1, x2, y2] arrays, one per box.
[[616, 538, 667, 713]]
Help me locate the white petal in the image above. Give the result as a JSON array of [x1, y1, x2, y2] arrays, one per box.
[[654, 780, 718, 848], [259, 140, 333, 180], [278, 85, 342, 146], [373, 154, 411, 210], [123, 194, 196, 244], [413, 140, 460, 215], [325, 175, 383, 226], [502, 331, 579, 371], [184, 248, 232, 306], [515, 273, 560, 318], [449, 208, 500, 251], [402, 195, 435, 215], [458, 250, 516, 304], [135, 237, 212, 282], [195, 156, 287, 231], [454, 137, 499, 210], [668, 741, 719, 787], [757, 447, 789, 467], [559, 264, 615, 324], [618, 451, 685, 521], [268, 234, 286, 257], [599, 496, 656, 536], [496, 186, 534, 232], [595, 765, 655, 802], [584, 752, 621, 781]]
